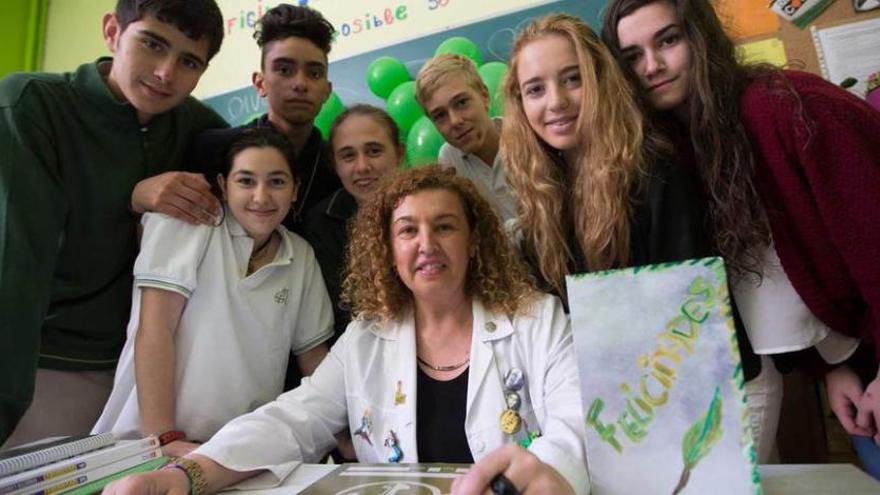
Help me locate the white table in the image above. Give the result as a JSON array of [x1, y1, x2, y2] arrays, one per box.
[[228, 463, 879, 494]]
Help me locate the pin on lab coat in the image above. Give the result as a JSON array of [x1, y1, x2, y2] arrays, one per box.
[[195, 294, 589, 494]]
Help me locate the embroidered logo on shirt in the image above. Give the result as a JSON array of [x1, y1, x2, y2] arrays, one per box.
[[274, 288, 289, 305]]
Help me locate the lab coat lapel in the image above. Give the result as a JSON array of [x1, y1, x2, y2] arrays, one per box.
[[376, 310, 419, 462], [466, 300, 514, 431]]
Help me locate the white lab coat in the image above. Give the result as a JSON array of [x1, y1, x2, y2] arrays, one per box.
[[196, 294, 588, 494]]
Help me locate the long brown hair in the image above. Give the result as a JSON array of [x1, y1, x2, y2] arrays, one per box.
[[601, 0, 773, 277], [502, 13, 649, 297]]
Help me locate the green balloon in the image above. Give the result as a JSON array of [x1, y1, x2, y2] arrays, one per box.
[[488, 92, 505, 118], [385, 81, 424, 136], [435, 37, 483, 66], [478, 62, 508, 99], [314, 92, 345, 139], [366, 56, 411, 99], [406, 116, 445, 167]]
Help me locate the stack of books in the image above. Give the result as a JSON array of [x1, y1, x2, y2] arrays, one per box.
[[0, 434, 167, 495]]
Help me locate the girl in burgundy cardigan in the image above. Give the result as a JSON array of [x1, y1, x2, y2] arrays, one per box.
[[602, 0, 880, 474]]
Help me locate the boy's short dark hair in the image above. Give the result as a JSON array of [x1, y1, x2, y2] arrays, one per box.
[[115, 0, 224, 61], [254, 4, 336, 65]]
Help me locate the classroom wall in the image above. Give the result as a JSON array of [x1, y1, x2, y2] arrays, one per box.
[[39, 0, 601, 110], [0, 0, 46, 77], [42, 0, 115, 74]]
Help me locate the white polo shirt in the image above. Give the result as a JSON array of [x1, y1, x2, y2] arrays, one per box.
[[437, 119, 517, 224], [93, 210, 334, 441]]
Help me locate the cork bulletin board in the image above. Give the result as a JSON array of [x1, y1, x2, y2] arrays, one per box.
[[779, 0, 880, 76], [716, 0, 880, 77]]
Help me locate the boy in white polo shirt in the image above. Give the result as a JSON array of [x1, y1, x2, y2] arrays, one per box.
[[93, 128, 333, 456], [415, 54, 517, 224]]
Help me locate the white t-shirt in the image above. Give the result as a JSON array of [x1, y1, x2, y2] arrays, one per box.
[[93, 210, 334, 441], [732, 242, 858, 364]]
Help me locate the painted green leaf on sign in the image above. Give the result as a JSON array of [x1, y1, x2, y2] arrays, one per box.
[[673, 387, 723, 494]]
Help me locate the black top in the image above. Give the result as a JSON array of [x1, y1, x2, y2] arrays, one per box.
[[523, 155, 761, 381], [303, 188, 358, 343], [416, 366, 474, 464], [185, 114, 341, 235]]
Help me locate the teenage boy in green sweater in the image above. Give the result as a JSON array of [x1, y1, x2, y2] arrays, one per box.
[[0, 0, 227, 446]]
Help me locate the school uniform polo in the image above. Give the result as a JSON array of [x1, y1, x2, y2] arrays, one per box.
[[93, 210, 334, 441]]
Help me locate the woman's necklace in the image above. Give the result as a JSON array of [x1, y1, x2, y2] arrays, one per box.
[[416, 353, 470, 372], [247, 234, 274, 274]]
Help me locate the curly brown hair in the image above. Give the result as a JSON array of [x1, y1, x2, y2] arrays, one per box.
[[601, 0, 773, 277], [341, 166, 537, 322]]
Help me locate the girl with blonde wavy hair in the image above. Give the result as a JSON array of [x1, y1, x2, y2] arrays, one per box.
[[502, 13, 709, 299]]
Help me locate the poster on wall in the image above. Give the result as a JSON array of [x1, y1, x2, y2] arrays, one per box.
[[566, 258, 761, 495], [202, 0, 558, 99], [202, 0, 598, 125]]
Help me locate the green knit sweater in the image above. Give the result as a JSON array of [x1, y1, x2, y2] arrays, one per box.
[[0, 58, 228, 441]]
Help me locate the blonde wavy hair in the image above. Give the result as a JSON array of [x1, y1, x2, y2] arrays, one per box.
[[501, 13, 648, 297], [342, 166, 537, 322]]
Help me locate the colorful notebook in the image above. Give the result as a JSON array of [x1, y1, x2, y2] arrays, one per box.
[[13, 450, 163, 495], [58, 456, 168, 495], [299, 463, 470, 494], [1, 437, 158, 494], [0, 434, 115, 477], [566, 257, 760, 494]]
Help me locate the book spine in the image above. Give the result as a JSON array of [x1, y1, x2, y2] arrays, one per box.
[[0, 434, 116, 477], [13, 450, 161, 495], [61, 457, 169, 495], [0, 438, 158, 494]]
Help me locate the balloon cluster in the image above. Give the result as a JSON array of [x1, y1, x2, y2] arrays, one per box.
[[365, 37, 509, 167]]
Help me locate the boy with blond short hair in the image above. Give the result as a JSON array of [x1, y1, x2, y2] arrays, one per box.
[[415, 54, 516, 223]]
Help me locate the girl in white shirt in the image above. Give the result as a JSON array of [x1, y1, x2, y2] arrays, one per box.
[[93, 128, 334, 456]]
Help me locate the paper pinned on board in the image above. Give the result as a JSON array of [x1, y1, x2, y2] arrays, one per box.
[[738, 37, 787, 67]]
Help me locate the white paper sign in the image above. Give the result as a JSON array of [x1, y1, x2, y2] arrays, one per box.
[[566, 258, 761, 495]]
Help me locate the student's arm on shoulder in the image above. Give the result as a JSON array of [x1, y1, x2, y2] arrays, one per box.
[[130, 100, 226, 225], [0, 85, 67, 442], [130, 171, 220, 225]]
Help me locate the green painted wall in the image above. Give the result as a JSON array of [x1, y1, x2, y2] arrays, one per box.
[[42, 0, 113, 73], [0, 0, 47, 77]]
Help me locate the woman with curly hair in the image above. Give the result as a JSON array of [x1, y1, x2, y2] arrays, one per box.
[[602, 0, 880, 469], [104, 166, 587, 495]]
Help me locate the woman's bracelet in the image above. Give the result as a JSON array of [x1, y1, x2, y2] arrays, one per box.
[[163, 457, 207, 495]]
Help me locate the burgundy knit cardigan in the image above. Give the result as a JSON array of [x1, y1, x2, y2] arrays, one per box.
[[740, 70, 880, 370]]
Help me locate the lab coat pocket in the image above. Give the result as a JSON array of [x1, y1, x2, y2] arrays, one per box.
[[347, 397, 404, 463]]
